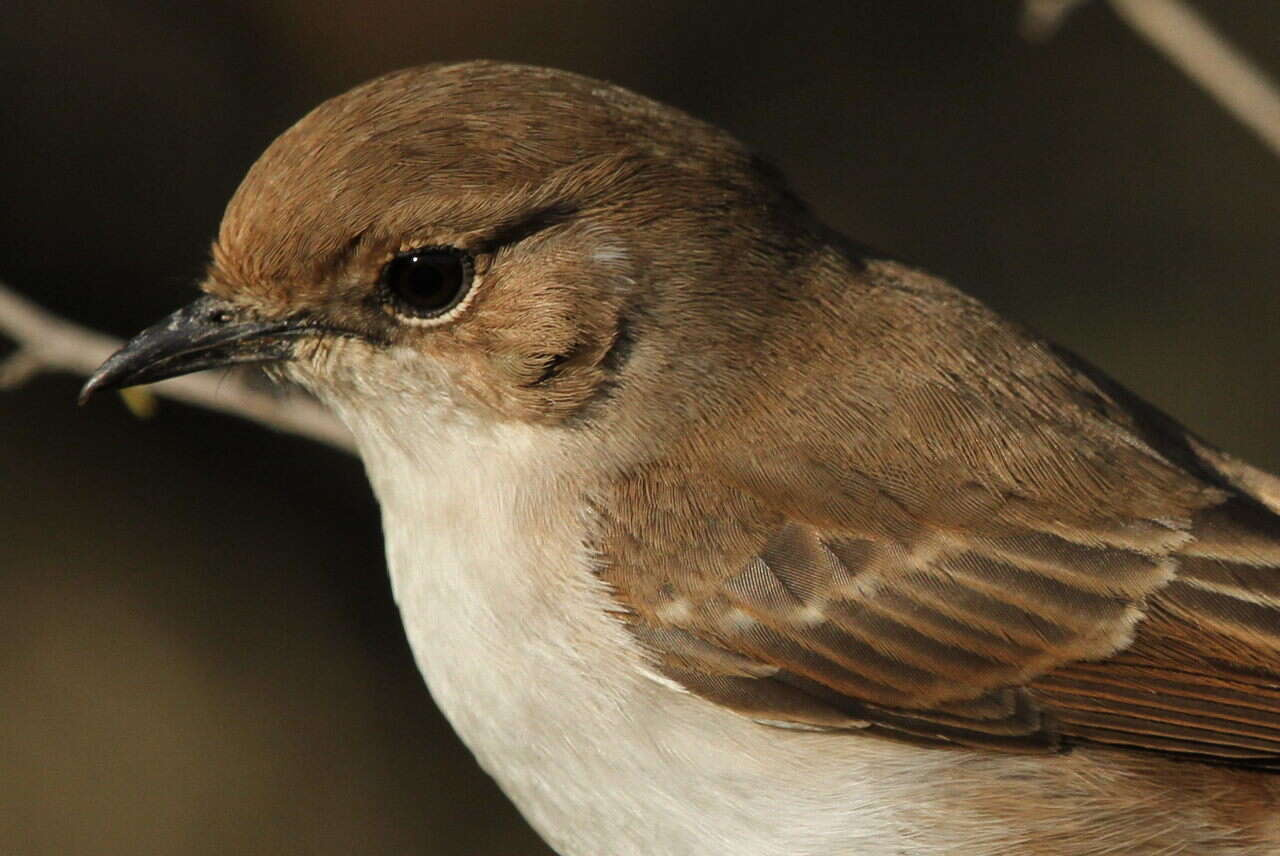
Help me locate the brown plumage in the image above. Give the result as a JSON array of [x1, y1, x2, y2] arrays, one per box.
[[87, 61, 1280, 853], [583, 243, 1280, 767]]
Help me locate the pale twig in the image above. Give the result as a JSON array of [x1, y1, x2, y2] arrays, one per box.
[[1110, 0, 1280, 158], [0, 280, 356, 453], [1020, 0, 1088, 40], [1024, 0, 1280, 160]]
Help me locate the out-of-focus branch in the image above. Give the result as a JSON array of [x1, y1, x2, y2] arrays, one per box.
[[1024, 0, 1280, 160], [1113, 0, 1280, 158], [0, 280, 356, 453], [1020, 0, 1088, 40]]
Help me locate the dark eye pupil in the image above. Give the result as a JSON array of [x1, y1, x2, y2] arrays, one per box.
[[385, 249, 470, 317]]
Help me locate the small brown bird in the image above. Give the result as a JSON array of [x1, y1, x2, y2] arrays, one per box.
[[83, 62, 1280, 855]]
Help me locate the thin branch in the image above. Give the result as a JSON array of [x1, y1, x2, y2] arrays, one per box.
[[1021, 0, 1088, 41], [1025, 0, 1280, 160], [1112, 0, 1280, 158], [0, 280, 355, 453]]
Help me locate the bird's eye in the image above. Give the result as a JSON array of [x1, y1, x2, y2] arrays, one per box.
[[380, 247, 473, 319]]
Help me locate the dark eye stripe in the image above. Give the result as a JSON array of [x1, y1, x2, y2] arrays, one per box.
[[481, 203, 578, 252]]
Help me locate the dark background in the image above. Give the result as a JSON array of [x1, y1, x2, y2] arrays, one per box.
[[3, 2, 1277, 853]]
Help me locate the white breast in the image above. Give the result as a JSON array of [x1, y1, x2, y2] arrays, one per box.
[[327, 395, 1253, 856]]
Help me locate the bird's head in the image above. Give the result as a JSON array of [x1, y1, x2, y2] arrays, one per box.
[[84, 62, 822, 464]]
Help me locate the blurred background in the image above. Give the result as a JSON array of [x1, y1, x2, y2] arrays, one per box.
[[2, 1, 1277, 853]]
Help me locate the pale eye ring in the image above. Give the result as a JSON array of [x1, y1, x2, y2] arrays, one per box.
[[379, 246, 474, 319]]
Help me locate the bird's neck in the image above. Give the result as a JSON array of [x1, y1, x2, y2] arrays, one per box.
[[330, 398, 665, 843]]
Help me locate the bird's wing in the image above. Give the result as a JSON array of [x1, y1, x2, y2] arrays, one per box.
[[594, 261, 1280, 767]]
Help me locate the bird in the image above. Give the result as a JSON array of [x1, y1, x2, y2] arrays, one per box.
[[81, 61, 1280, 855]]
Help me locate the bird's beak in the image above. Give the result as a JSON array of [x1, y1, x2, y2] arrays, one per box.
[[79, 295, 306, 404]]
